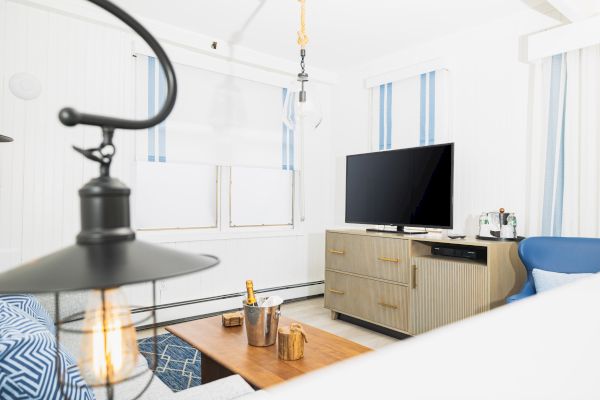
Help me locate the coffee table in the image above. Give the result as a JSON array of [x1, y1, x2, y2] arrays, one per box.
[[166, 315, 371, 389]]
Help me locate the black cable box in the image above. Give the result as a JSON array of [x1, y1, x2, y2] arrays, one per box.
[[431, 244, 487, 261]]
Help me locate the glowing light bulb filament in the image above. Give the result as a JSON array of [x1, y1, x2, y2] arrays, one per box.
[[80, 288, 138, 385]]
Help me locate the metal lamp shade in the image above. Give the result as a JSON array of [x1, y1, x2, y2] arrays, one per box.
[[0, 175, 219, 293], [0, 241, 218, 293], [0, 135, 13, 142]]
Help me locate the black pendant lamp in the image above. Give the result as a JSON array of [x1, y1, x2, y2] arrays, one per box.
[[0, 0, 219, 398], [0, 135, 13, 142]]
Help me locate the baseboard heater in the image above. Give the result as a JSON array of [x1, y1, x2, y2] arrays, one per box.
[[58, 280, 323, 328], [132, 280, 324, 314], [136, 293, 324, 331], [127, 280, 324, 330]]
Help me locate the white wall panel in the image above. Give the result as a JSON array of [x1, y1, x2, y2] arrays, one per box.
[[0, 1, 134, 266]]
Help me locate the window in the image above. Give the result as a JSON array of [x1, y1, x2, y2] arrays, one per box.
[[134, 55, 294, 231]]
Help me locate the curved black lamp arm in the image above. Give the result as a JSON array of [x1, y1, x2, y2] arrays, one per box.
[[61, 0, 177, 176]]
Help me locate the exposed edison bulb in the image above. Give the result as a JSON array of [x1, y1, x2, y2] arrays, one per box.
[[282, 78, 322, 131], [79, 288, 138, 386]]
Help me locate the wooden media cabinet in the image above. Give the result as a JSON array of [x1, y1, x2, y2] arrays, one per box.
[[324, 229, 526, 335]]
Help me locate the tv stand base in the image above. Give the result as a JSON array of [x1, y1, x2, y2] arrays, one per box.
[[366, 226, 428, 235]]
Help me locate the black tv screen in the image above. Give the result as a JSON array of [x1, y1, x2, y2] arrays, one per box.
[[345, 143, 453, 229]]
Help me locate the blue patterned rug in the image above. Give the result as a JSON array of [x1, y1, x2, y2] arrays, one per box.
[[138, 333, 202, 392]]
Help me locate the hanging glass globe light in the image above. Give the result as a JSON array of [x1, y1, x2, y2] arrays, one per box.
[[282, 0, 322, 131], [283, 50, 322, 131], [282, 0, 321, 222]]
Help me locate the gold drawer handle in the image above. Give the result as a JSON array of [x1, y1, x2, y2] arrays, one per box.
[[328, 289, 345, 295], [412, 265, 417, 289], [328, 249, 345, 255], [377, 256, 399, 263], [377, 301, 398, 309]]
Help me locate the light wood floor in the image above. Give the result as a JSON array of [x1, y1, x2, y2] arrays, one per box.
[[139, 297, 399, 349], [281, 297, 398, 349]]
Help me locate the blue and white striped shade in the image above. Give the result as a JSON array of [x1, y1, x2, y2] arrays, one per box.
[[147, 56, 167, 163], [419, 71, 436, 146], [377, 70, 440, 151]]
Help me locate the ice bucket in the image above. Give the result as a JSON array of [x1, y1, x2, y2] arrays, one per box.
[[243, 298, 281, 347]]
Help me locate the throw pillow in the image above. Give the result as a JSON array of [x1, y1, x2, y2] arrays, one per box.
[[0, 301, 95, 400], [0, 294, 55, 333], [532, 269, 595, 293]]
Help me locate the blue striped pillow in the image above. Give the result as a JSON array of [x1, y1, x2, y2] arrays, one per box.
[[0, 301, 95, 400], [0, 294, 55, 333]]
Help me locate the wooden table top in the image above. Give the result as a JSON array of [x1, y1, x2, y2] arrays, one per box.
[[166, 315, 372, 389]]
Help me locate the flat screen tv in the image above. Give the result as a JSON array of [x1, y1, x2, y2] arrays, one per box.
[[345, 143, 453, 233]]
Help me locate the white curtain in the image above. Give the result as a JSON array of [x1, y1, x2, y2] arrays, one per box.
[[526, 45, 600, 236]]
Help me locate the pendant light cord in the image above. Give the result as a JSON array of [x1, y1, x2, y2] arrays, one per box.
[[296, 0, 308, 78], [300, 51, 306, 75], [296, 0, 309, 49]]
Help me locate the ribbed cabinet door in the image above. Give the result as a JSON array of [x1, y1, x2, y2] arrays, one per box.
[[410, 257, 489, 335]]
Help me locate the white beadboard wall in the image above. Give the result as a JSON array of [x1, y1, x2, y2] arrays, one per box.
[[0, 1, 136, 268], [0, 0, 335, 323]]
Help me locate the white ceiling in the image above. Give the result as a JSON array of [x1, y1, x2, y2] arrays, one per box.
[[117, 0, 547, 71]]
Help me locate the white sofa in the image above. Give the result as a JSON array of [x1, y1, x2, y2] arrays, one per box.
[[239, 274, 600, 399]]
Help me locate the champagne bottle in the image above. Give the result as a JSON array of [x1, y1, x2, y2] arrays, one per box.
[[245, 280, 258, 306]]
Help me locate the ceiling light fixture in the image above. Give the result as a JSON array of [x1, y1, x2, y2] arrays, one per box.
[[0, 1, 219, 399]]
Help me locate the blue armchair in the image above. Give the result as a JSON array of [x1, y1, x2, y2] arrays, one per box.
[[507, 236, 600, 303]]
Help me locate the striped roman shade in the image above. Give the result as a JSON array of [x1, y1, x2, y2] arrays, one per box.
[[371, 69, 449, 151], [136, 55, 288, 169]]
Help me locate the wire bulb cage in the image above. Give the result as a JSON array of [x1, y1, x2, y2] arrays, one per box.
[[54, 282, 159, 400]]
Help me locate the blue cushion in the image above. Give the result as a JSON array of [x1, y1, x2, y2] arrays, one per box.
[[532, 268, 595, 293], [0, 294, 55, 333], [0, 301, 95, 400]]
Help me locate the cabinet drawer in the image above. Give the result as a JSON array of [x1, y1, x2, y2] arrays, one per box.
[[326, 233, 409, 284], [325, 270, 409, 332]]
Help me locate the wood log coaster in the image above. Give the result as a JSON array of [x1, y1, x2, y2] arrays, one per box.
[[277, 323, 308, 361], [222, 311, 244, 327]]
